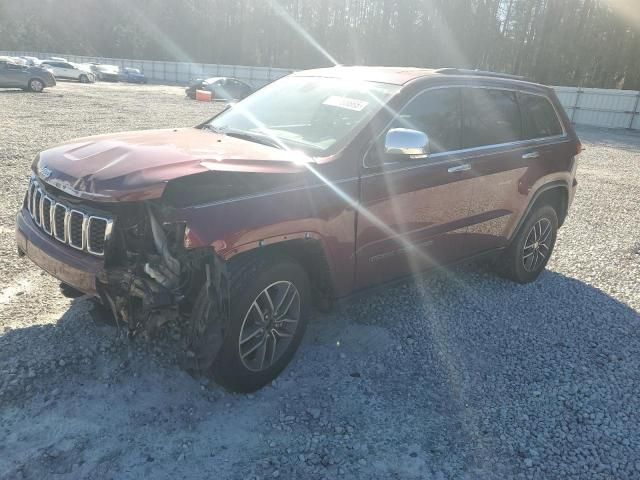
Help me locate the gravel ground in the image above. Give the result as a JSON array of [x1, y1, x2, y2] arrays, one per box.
[[1, 81, 639, 480]]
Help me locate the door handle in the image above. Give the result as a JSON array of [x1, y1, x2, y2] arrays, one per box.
[[447, 164, 471, 173], [522, 151, 540, 159]]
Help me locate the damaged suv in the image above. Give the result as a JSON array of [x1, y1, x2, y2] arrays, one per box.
[[16, 67, 581, 392]]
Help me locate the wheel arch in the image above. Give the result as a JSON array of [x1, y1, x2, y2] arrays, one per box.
[[512, 181, 569, 242], [226, 237, 336, 306]]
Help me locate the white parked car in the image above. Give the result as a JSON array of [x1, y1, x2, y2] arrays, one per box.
[[19, 56, 41, 66], [40, 61, 95, 83]]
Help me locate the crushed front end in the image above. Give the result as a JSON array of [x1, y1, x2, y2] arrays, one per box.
[[16, 175, 229, 338]]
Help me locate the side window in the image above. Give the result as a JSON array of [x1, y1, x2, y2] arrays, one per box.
[[389, 88, 462, 154], [520, 93, 563, 139], [462, 88, 521, 148]]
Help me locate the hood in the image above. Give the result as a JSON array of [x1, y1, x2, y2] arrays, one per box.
[[35, 128, 315, 202]]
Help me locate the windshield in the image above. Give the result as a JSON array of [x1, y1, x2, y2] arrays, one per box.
[[206, 76, 399, 155]]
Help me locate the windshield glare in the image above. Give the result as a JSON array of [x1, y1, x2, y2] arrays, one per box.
[[207, 76, 399, 155]]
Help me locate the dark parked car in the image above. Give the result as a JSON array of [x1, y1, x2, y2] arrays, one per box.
[[120, 67, 147, 84], [0, 59, 56, 92], [185, 77, 252, 100], [16, 67, 581, 392]]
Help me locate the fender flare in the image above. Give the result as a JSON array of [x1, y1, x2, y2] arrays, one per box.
[[510, 180, 569, 244]]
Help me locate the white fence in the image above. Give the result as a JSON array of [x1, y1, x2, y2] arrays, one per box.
[[3, 51, 640, 131], [554, 86, 640, 131], [1, 51, 294, 89]]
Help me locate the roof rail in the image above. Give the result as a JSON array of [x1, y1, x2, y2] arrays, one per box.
[[434, 68, 529, 81]]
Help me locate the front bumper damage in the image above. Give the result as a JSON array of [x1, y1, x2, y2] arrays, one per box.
[[17, 201, 230, 361], [95, 206, 229, 342]]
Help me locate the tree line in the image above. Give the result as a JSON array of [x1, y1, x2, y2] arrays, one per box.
[[1, 0, 639, 89]]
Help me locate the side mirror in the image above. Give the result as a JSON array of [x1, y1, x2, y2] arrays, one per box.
[[384, 128, 429, 159]]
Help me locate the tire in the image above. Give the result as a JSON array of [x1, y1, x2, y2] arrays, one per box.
[[79, 74, 89, 83], [189, 254, 310, 392], [495, 205, 558, 284], [28, 78, 44, 92]]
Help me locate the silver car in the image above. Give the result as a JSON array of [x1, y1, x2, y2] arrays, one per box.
[[0, 59, 56, 92]]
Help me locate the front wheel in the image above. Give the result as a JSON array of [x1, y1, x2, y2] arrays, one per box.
[[495, 205, 558, 284], [189, 254, 310, 392], [79, 74, 89, 83]]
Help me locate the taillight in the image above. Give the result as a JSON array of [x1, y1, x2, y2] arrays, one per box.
[[576, 140, 584, 155]]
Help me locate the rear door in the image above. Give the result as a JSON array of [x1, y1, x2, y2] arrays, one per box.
[[355, 87, 477, 288], [462, 87, 568, 254], [58, 63, 77, 79], [7, 63, 29, 86]]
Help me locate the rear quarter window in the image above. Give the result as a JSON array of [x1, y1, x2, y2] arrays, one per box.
[[520, 93, 564, 139]]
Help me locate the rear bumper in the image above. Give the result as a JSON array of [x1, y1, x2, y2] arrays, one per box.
[[16, 208, 103, 295]]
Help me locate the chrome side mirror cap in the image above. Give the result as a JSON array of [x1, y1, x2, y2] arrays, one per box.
[[384, 128, 430, 159]]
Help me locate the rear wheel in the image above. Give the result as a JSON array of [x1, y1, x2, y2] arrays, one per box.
[[188, 254, 310, 392], [495, 205, 558, 284], [79, 74, 89, 83], [28, 78, 44, 92]]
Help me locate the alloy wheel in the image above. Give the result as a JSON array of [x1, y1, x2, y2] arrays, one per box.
[[522, 218, 552, 272], [238, 281, 301, 372], [30, 80, 43, 92]]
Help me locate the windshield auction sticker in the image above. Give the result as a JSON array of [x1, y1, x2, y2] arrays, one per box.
[[323, 96, 369, 111]]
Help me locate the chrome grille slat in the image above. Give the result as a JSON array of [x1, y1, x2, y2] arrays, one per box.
[[26, 177, 112, 257], [53, 203, 68, 241], [42, 196, 53, 234], [34, 190, 42, 226]]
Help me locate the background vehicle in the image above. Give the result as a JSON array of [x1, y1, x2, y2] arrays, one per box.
[[19, 56, 41, 66], [41, 61, 95, 83], [120, 67, 147, 83], [91, 63, 120, 82], [16, 67, 580, 392], [185, 77, 252, 100], [0, 58, 56, 92]]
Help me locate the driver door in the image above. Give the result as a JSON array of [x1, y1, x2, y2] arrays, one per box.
[[355, 87, 477, 288]]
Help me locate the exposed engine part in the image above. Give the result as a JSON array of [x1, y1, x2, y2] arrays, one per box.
[[183, 252, 230, 372], [146, 204, 181, 289]]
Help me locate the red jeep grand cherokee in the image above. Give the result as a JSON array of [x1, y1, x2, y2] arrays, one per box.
[[16, 67, 580, 391]]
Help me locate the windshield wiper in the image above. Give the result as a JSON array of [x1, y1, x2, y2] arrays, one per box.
[[201, 124, 227, 133], [223, 130, 284, 150], [202, 125, 284, 149]]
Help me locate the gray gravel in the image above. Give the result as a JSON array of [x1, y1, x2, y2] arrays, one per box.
[[1, 82, 639, 479]]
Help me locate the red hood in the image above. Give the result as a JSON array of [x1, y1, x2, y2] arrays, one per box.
[[35, 128, 314, 202]]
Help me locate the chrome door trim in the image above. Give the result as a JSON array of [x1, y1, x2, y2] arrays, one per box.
[[447, 164, 471, 173]]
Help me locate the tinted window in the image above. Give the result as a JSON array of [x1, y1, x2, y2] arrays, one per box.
[[462, 88, 521, 148], [520, 93, 563, 138], [390, 88, 461, 154]]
